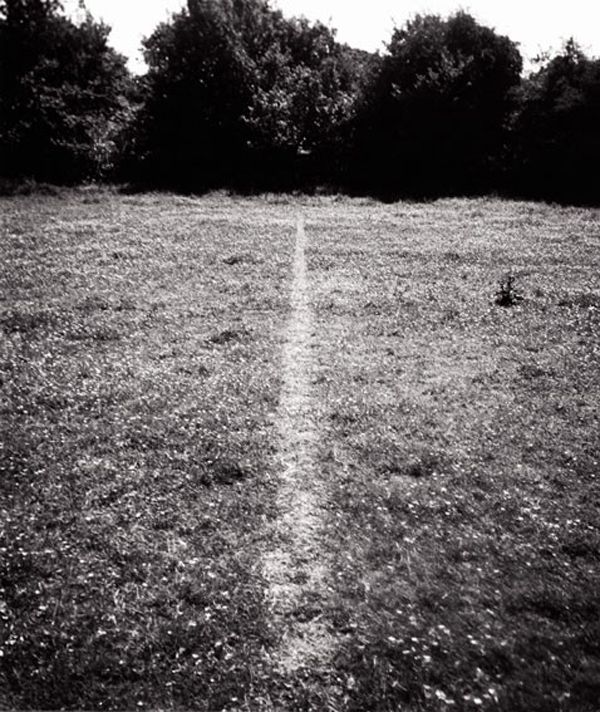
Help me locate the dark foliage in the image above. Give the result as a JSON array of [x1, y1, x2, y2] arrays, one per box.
[[511, 40, 600, 204], [0, 0, 132, 182], [347, 12, 523, 198], [495, 272, 523, 307], [1, 2, 600, 204], [121, 0, 365, 191]]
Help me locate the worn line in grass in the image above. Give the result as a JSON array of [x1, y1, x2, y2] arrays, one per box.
[[262, 215, 335, 675]]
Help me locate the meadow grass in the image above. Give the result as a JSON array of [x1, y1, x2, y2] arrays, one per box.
[[305, 197, 600, 711], [0, 189, 296, 709], [1, 190, 599, 710]]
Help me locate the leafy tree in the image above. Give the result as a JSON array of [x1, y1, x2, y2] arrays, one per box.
[[0, 0, 131, 182], [126, 0, 365, 190], [511, 40, 600, 203], [127, 0, 254, 188], [349, 12, 522, 197], [243, 18, 369, 187]]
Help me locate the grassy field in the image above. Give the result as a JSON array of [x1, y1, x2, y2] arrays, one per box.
[[0, 190, 296, 709], [1, 189, 599, 710]]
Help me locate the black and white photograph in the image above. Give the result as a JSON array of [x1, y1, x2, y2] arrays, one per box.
[[1, 1, 599, 709]]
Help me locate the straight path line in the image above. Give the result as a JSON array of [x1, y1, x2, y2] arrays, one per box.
[[262, 215, 334, 674]]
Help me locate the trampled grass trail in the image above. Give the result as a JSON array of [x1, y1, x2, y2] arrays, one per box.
[[262, 216, 335, 675]]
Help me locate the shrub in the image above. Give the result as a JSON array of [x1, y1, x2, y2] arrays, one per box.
[[495, 272, 524, 307]]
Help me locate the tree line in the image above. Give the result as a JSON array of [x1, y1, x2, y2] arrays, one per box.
[[1, 0, 599, 203]]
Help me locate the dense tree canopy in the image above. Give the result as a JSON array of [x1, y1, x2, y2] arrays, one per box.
[[125, 0, 364, 189], [511, 40, 600, 203], [1, 1, 599, 203], [0, 0, 131, 182], [348, 12, 523, 197]]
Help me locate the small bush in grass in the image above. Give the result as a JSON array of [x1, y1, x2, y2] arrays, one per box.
[[495, 272, 523, 307]]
